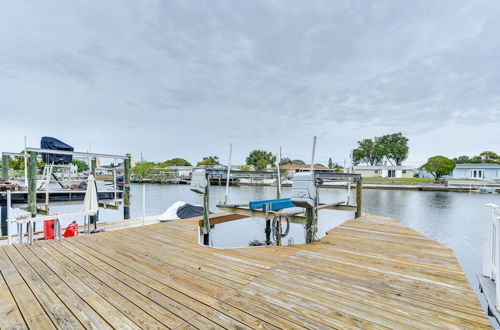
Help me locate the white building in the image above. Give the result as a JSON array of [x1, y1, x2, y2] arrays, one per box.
[[353, 166, 415, 178], [449, 164, 500, 180], [165, 166, 193, 178]]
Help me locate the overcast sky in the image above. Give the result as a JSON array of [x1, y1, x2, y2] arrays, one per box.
[[1, 0, 499, 166]]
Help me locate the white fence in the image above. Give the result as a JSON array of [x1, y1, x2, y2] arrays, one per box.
[[483, 203, 500, 311]]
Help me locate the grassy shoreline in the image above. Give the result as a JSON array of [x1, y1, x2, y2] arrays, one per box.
[[361, 177, 433, 184]]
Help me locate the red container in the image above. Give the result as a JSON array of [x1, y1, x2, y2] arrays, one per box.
[[64, 221, 79, 238], [43, 220, 55, 240]]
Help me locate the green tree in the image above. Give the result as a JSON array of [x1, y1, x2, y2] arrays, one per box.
[[9, 153, 44, 169], [453, 155, 471, 164], [326, 159, 343, 172], [132, 162, 156, 177], [421, 156, 456, 182], [159, 158, 192, 167], [480, 151, 500, 164], [453, 152, 500, 164], [279, 157, 292, 165], [328, 158, 333, 169], [71, 159, 89, 172], [279, 158, 305, 166], [9, 155, 25, 170], [196, 156, 220, 166], [469, 156, 483, 163], [378, 132, 409, 165], [333, 164, 344, 173], [353, 133, 409, 166], [246, 150, 276, 171], [353, 138, 386, 166]]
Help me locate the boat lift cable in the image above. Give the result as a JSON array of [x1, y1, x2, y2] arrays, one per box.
[[305, 224, 319, 242], [271, 214, 290, 242]]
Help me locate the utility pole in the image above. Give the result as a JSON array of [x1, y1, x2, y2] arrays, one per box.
[[310, 136, 317, 172]]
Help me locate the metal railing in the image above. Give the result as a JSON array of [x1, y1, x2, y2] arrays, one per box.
[[483, 203, 500, 310]]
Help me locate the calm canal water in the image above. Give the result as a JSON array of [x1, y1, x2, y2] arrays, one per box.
[[43, 183, 500, 323]]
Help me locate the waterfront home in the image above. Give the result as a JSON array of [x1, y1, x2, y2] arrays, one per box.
[[95, 167, 114, 175], [280, 164, 331, 178], [449, 163, 500, 180], [165, 166, 193, 178], [230, 164, 256, 171], [353, 165, 415, 178]]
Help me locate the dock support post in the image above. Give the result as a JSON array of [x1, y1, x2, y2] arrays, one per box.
[[123, 153, 131, 219], [202, 184, 210, 245], [90, 157, 97, 225], [27, 152, 37, 232], [355, 178, 363, 218], [265, 219, 271, 245], [305, 208, 317, 244], [2, 155, 9, 180]]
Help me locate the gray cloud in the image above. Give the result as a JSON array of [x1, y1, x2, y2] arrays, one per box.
[[0, 0, 499, 165]]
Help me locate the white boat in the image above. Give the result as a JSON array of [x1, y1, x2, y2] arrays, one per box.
[[479, 187, 497, 193]]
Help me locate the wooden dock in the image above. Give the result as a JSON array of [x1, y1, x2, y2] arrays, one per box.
[[0, 215, 491, 329]]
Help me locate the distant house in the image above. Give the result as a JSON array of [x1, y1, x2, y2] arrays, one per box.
[[448, 164, 500, 180], [280, 164, 331, 178], [165, 166, 193, 178], [230, 165, 256, 171], [353, 166, 415, 178], [95, 167, 114, 175]]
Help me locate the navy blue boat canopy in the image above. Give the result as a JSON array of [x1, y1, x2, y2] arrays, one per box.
[[40, 137, 74, 164]]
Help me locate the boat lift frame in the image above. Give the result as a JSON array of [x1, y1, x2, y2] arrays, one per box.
[[1, 146, 132, 242]]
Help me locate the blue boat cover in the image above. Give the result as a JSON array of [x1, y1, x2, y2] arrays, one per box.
[[40, 137, 74, 164], [177, 203, 204, 219]]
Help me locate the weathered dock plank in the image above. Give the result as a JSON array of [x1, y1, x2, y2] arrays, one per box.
[[0, 214, 491, 329]]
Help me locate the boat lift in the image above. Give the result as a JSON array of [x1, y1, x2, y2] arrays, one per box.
[[1, 145, 132, 241], [191, 166, 362, 246], [220, 171, 362, 244], [190, 138, 363, 246]]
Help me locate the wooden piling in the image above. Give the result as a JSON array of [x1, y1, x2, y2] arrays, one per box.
[[89, 157, 97, 226], [202, 184, 210, 245], [2, 154, 9, 180], [27, 152, 37, 234], [355, 178, 363, 218], [305, 208, 317, 243], [123, 154, 131, 219], [265, 219, 271, 245]]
